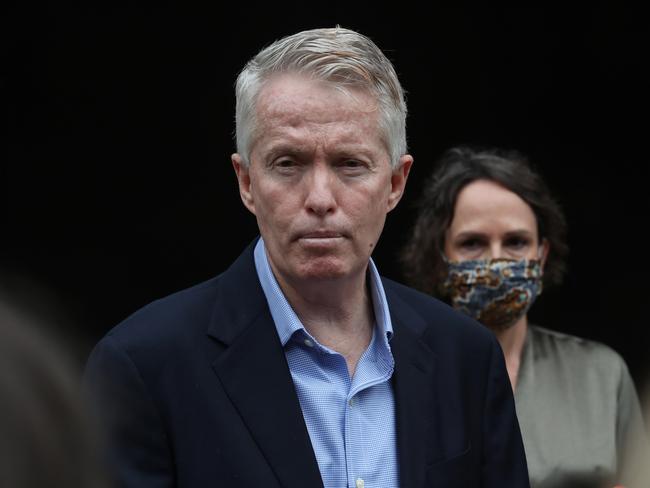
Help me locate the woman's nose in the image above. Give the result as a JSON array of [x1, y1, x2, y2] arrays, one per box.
[[488, 243, 505, 260]]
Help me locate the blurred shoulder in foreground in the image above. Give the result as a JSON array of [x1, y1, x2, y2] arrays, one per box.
[[0, 298, 111, 488]]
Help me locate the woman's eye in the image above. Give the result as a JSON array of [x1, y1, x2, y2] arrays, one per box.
[[505, 237, 529, 249], [460, 238, 483, 250]]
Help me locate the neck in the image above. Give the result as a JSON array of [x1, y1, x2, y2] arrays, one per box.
[[492, 315, 528, 391], [271, 264, 375, 377]]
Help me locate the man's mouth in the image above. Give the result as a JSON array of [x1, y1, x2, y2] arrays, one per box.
[[300, 230, 344, 239]]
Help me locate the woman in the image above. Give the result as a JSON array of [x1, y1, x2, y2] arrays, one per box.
[[400, 146, 646, 487]]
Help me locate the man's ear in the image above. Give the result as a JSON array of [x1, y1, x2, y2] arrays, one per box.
[[387, 154, 413, 212], [232, 153, 256, 215]]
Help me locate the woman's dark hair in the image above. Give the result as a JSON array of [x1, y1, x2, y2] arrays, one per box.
[[400, 146, 568, 297]]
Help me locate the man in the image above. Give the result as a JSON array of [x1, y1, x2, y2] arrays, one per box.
[[84, 27, 530, 487]]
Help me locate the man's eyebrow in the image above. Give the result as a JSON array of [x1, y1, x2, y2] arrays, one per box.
[[331, 142, 375, 152], [264, 145, 309, 159]]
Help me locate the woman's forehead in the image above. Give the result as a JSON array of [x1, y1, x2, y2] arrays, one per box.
[[450, 180, 538, 233]]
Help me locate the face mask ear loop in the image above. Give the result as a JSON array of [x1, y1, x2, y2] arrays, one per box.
[[437, 248, 454, 298], [535, 244, 546, 274], [534, 244, 545, 295], [438, 239, 453, 264]]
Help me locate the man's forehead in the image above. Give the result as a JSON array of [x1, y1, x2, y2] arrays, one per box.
[[255, 73, 378, 117], [249, 73, 388, 157]]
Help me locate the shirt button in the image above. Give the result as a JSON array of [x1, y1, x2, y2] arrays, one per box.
[[304, 338, 314, 347], [348, 398, 354, 407], [356, 478, 364, 488]]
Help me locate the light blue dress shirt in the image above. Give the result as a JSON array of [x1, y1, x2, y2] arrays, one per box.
[[254, 238, 399, 488]]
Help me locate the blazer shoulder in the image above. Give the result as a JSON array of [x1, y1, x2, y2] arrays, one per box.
[[90, 241, 262, 364], [382, 276, 496, 349], [99, 274, 224, 354]]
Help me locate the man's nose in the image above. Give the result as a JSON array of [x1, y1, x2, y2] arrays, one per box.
[[304, 164, 337, 216]]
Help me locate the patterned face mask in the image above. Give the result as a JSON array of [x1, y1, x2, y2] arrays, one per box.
[[442, 258, 543, 329]]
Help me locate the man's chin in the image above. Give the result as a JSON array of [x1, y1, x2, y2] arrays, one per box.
[[294, 257, 351, 282]]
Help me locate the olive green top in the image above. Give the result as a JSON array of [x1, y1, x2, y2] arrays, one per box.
[[515, 325, 647, 488]]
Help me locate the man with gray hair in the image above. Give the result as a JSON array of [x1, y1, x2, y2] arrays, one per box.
[[85, 27, 530, 487]]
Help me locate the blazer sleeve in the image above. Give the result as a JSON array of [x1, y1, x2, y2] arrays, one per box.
[[83, 335, 174, 488], [481, 333, 530, 487]]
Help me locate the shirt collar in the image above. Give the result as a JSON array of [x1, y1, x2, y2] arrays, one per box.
[[253, 238, 393, 347]]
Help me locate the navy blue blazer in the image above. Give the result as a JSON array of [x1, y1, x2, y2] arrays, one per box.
[[84, 240, 530, 487]]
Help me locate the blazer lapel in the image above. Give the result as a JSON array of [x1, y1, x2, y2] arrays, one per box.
[[207, 241, 323, 488], [387, 287, 440, 488]]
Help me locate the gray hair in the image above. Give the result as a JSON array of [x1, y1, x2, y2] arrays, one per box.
[[234, 26, 408, 168]]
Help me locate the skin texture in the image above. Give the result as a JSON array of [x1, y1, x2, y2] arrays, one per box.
[[232, 73, 412, 375], [444, 179, 548, 263], [443, 179, 549, 389]]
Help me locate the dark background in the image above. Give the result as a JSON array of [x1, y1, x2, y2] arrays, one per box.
[[3, 5, 649, 394]]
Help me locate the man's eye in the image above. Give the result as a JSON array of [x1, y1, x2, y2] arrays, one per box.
[[343, 160, 362, 167], [339, 160, 367, 172], [276, 159, 296, 168], [272, 159, 300, 172]]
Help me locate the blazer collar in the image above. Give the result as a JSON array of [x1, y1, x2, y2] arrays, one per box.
[[207, 239, 324, 488], [384, 282, 440, 488], [206, 243, 441, 488]]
